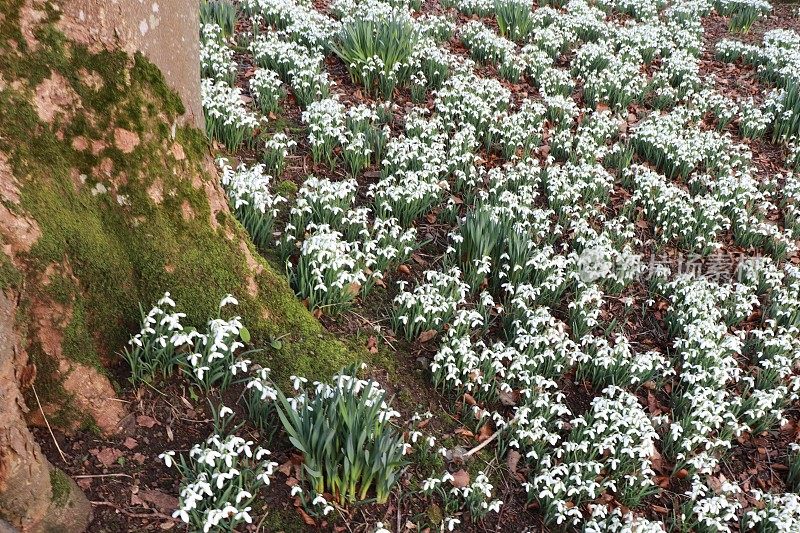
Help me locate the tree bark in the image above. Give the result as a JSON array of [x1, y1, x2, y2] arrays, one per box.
[[0, 0, 202, 529], [0, 1, 356, 529], [56, 0, 203, 128]]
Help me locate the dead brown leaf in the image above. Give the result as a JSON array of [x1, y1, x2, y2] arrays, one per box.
[[297, 507, 316, 526], [278, 460, 293, 477], [367, 336, 378, 354], [139, 489, 179, 513], [498, 389, 518, 406], [136, 415, 158, 428], [450, 469, 470, 488], [477, 423, 493, 443], [418, 329, 437, 343], [507, 449, 521, 479], [454, 427, 475, 439], [92, 447, 123, 467]]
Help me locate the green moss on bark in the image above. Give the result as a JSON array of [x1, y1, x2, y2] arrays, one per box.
[[0, 248, 22, 290], [49, 469, 71, 507]]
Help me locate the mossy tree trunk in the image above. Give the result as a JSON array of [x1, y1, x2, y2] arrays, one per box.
[[1, 1, 361, 530]]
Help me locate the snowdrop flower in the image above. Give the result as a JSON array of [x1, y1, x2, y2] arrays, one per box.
[[235, 507, 253, 523], [172, 509, 189, 523], [290, 375, 308, 390], [255, 448, 271, 461], [159, 450, 176, 468], [291, 485, 304, 497], [444, 517, 461, 531], [422, 477, 441, 492], [218, 405, 234, 418], [158, 292, 176, 307], [219, 294, 238, 308]]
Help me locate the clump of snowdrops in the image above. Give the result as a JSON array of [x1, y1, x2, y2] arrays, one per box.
[[270, 365, 406, 505], [122, 293, 251, 392], [219, 159, 286, 249], [160, 404, 278, 531], [421, 470, 503, 529]]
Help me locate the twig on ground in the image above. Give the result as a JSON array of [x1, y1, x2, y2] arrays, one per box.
[[90, 500, 172, 520], [74, 473, 133, 479], [464, 429, 500, 458], [31, 383, 67, 463]]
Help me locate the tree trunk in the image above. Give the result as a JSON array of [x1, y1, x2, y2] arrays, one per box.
[[0, 1, 357, 529], [0, 0, 200, 529]]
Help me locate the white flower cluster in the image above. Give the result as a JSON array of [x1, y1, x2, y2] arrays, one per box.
[[161, 410, 278, 531], [219, 159, 286, 248], [421, 470, 503, 527], [624, 164, 727, 254], [679, 475, 742, 533], [526, 387, 659, 526], [393, 267, 469, 340], [293, 224, 369, 310], [200, 23, 238, 84], [249, 33, 332, 107], [244, 0, 339, 49], [277, 171, 420, 309], [716, 29, 800, 141], [249, 67, 285, 114], [744, 491, 800, 533], [124, 293, 249, 391], [584, 505, 666, 533], [460, 20, 524, 81]]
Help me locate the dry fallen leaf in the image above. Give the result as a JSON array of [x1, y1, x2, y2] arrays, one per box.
[[498, 389, 518, 406], [418, 329, 437, 343], [454, 427, 475, 439], [279, 460, 293, 477], [347, 282, 361, 296], [367, 336, 378, 354], [92, 447, 123, 467], [450, 469, 470, 488], [138, 489, 179, 513], [136, 415, 158, 428], [298, 507, 316, 526], [650, 448, 666, 474], [507, 449, 521, 479], [477, 423, 493, 443]]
